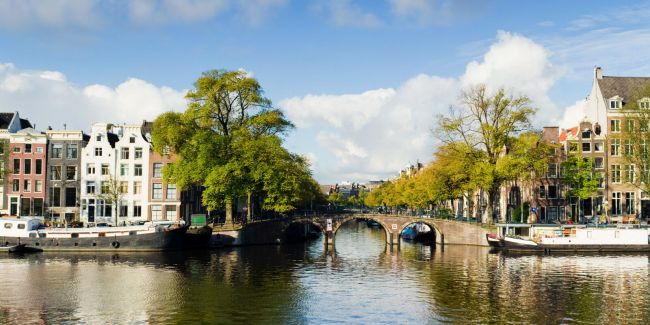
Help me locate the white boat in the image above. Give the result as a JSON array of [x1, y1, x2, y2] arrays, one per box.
[[0, 217, 188, 251], [487, 223, 650, 252]]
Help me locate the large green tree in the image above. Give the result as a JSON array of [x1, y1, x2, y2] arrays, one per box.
[[438, 85, 536, 223], [153, 69, 317, 224], [621, 84, 650, 193], [561, 153, 599, 222]]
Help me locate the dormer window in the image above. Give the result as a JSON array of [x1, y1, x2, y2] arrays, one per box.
[[96, 135, 102, 141], [639, 97, 650, 109], [609, 96, 623, 109]]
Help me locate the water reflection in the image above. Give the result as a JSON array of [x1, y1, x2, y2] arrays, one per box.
[[1, 222, 650, 324]]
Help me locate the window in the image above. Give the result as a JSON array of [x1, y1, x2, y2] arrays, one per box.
[[153, 163, 163, 178], [119, 202, 128, 217], [539, 185, 546, 198], [12, 146, 19, 153], [23, 180, 30, 192], [569, 142, 578, 152], [547, 163, 557, 178], [594, 142, 604, 152], [12, 179, 19, 192], [13, 159, 19, 174], [597, 172, 605, 189], [50, 166, 62, 180], [24, 159, 31, 174], [594, 157, 604, 169], [4, 223, 11, 229], [129, 136, 136, 143], [152, 183, 163, 199], [101, 164, 109, 175], [52, 144, 62, 158], [612, 192, 622, 215], [25, 144, 31, 153], [166, 184, 177, 199], [611, 164, 621, 183], [134, 164, 142, 176], [66, 166, 76, 180], [625, 140, 634, 155], [101, 181, 109, 194], [35, 159, 42, 174], [87, 163, 95, 175], [133, 203, 142, 217], [626, 120, 635, 132], [65, 188, 76, 207], [642, 121, 649, 132], [625, 192, 636, 215], [610, 99, 621, 109], [611, 139, 620, 156], [120, 164, 129, 176], [611, 119, 621, 132], [581, 130, 590, 139], [134, 181, 142, 194], [640, 100, 650, 109], [120, 147, 130, 159], [120, 181, 128, 194], [582, 142, 591, 152], [67, 144, 78, 159], [36, 147, 43, 153], [626, 165, 635, 183], [134, 147, 143, 159], [151, 205, 162, 220], [166, 205, 177, 220], [96, 135, 102, 141], [86, 181, 96, 194], [35, 180, 42, 193], [548, 185, 557, 199]]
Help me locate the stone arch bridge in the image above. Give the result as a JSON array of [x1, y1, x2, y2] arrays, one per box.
[[286, 214, 491, 247]]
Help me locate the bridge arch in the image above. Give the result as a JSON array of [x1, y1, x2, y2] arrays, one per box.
[[331, 215, 391, 244], [397, 219, 441, 243]]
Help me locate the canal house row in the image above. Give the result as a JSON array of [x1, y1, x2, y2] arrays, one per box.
[[0, 112, 189, 226]]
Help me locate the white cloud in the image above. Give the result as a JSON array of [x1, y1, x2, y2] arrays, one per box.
[[0, 63, 187, 131], [0, 0, 101, 29], [313, 0, 382, 28], [128, 0, 230, 24], [558, 100, 589, 129], [281, 31, 567, 182], [389, 0, 490, 25]]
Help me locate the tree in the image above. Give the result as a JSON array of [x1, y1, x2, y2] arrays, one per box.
[[561, 153, 599, 222], [153, 69, 315, 224], [98, 172, 124, 226], [438, 85, 536, 223], [621, 84, 650, 193]]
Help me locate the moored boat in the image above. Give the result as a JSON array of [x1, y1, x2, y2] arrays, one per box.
[[487, 223, 650, 253], [0, 243, 43, 253], [0, 217, 188, 252]]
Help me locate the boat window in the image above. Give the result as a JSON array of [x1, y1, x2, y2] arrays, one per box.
[[17, 224, 25, 229], [3, 223, 12, 229]]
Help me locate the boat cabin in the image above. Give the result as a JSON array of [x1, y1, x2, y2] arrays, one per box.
[[0, 218, 42, 238]]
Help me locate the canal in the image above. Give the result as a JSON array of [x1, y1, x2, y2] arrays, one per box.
[[2, 220, 650, 324]]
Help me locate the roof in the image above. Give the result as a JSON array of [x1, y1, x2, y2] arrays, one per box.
[[0, 113, 14, 129], [559, 127, 578, 142], [598, 76, 650, 102], [19, 118, 32, 129], [107, 132, 119, 147], [141, 120, 153, 142]]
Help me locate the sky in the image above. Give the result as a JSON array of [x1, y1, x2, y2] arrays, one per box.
[[2, 0, 650, 183]]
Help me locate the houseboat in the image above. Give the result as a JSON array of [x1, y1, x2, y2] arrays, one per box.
[[0, 217, 188, 252], [487, 223, 650, 253]]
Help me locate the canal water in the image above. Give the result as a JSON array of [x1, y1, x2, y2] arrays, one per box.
[[2, 220, 650, 324]]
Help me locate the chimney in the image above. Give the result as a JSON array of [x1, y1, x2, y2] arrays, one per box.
[[595, 66, 603, 79]]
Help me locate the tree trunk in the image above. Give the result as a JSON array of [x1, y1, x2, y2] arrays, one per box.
[[247, 192, 252, 223], [225, 197, 233, 225], [483, 188, 498, 224]]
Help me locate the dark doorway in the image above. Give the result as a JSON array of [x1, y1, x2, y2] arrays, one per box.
[[642, 200, 650, 220]]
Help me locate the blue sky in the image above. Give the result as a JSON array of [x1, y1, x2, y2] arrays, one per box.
[[1, 0, 650, 183]]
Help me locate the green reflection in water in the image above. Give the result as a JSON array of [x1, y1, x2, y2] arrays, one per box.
[[1, 221, 650, 324]]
